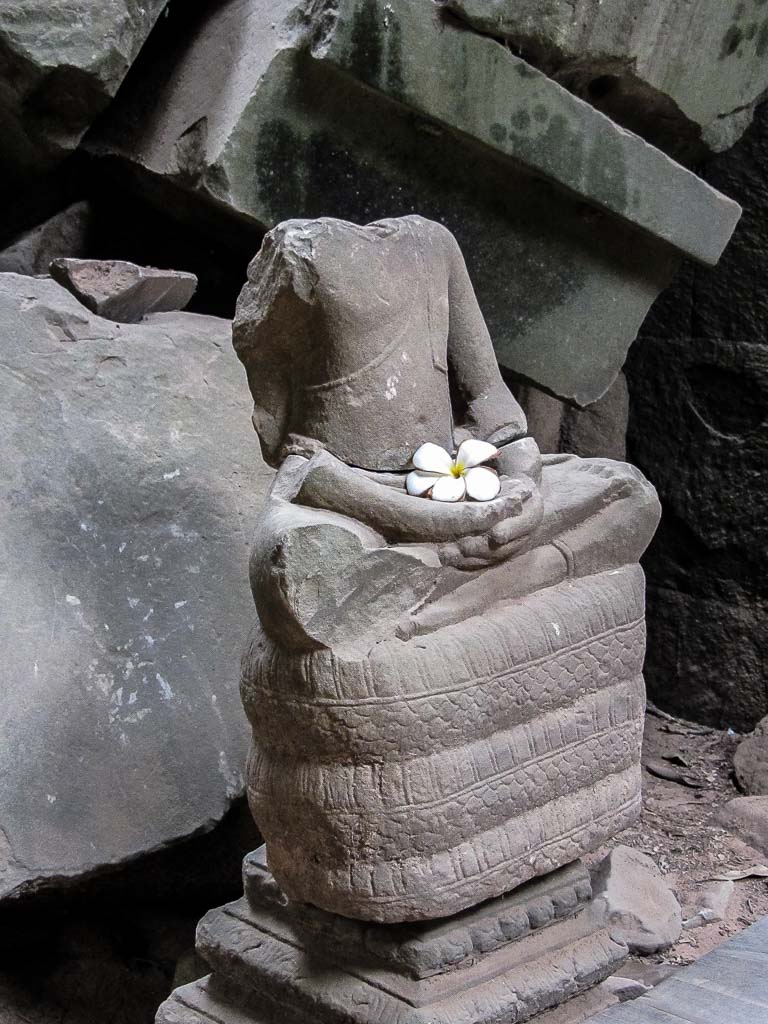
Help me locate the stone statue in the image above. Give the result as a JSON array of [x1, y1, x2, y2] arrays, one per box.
[[157, 215, 662, 1024], [233, 215, 661, 922]]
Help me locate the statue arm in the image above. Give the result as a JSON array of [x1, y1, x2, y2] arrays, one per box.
[[295, 449, 538, 548], [442, 226, 528, 447]]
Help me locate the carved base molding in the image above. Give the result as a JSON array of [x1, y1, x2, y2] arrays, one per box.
[[156, 850, 626, 1024]]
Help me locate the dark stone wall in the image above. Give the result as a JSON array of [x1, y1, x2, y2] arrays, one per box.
[[627, 98, 768, 730]]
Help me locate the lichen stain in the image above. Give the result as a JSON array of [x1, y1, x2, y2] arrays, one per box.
[[510, 109, 532, 132], [254, 118, 307, 222], [756, 18, 768, 56], [508, 113, 586, 189], [489, 122, 506, 144], [348, 0, 384, 87], [586, 130, 629, 217], [721, 25, 744, 58]]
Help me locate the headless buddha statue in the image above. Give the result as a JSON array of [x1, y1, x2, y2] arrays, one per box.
[[233, 216, 661, 922]]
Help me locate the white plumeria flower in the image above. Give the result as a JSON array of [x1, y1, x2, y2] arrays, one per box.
[[406, 440, 501, 502]]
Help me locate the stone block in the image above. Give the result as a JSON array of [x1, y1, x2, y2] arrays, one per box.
[[89, 0, 739, 406], [0, 273, 273, 899], [716, 797, 768, 857], [515, 373, 629, 460], [243, 847, 593, 979], [155, 858, 627, 1024], [734, 717, 768, 796], [440, 0, 768, 160], [50, 258, 197, 322], [591, 846, 682, 955], [627, 332, 768, 729], [0, 201, 91, 276], [0, 0, 168, 180]]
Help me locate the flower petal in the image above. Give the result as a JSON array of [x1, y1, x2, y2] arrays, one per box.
[[464, 466, 501, 502], [412, 442, 454, 474], [406, 470, 441, 496], [456, 438, 498, 470], [430, 474, 466, 502]]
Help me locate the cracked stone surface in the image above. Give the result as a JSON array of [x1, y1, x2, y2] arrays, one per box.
[[627, 99, 768, 730], [0, 0, 168, 181], [0, 273, 272, 900], [89, 0, 739, 407], [440, 0, 768, 161]]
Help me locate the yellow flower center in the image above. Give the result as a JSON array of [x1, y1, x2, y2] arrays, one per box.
[[451, 462, 465, 478]]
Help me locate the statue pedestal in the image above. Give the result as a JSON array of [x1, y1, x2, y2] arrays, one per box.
[[156, 847, 626, 1024]]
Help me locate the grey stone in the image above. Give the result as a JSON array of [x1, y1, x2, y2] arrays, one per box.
[[89, 0, 739, 407], [716, 797, 768, 857], [592, 846, 683, 954], [734, 717, 768, 795], [516, 373, 629, 461], [683, 880, 734, 929], [0, 201, 91, 276], [0, 1, 168, 180], [0, 273, 273, 900], [440, 0, 768, 160], [156, 859, 627, 1024], [626, 99, 768, 730], [49, 258, 197, 322], [627, 334, 768, 729], [234, 216, 659, 922], [243, 846, 594, 979], [591, 915, 768, 1024], [604, 976, 653, 1002]]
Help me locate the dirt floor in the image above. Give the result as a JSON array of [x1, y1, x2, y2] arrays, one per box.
[[585, 704, 768, 980]]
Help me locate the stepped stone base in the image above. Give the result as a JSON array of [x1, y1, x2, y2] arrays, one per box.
[[156, 851, 626, 1024]]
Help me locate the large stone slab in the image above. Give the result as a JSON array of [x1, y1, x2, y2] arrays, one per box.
[[0, 1, 168, 180], [441, 0, 768, 160], [89, 0, 739, 406], [0, 273, 272, 899]]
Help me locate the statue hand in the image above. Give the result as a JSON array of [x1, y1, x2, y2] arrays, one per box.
[[436, 477, 544, 569]]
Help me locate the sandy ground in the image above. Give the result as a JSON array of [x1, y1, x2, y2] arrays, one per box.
[[586, 705, 768, 977]]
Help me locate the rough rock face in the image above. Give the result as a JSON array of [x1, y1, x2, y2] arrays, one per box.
[[50, 258, 197, 322], [0, 201, 91, 276], [716, 797, 768, 857], [515, 374, 629, 461], [89, 0, 739, 407], [627, 98, 768, 730], [0, 273, 272, 900], [0, 1, 168, 181], [734, 717, 768, 796], [441, 0, 768, 161], [592, 846, 683, 955]]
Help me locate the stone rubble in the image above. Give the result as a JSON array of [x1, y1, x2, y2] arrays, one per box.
[[591, 845, 683, 955]]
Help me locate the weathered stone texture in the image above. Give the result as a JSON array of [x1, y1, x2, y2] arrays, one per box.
[[734, 717, 768, 796], [0, 1, 168, 180], [0, 273, 272, 899], [244, 566, 647, 922], [0, 201, 91, 276], [716, 797, 768, 857], [50, 258, 197, 322], [233, 214, 659, 924], [627, 99, 768, 729], [441, 0, 768, 160], [89, 0, 739, 406], [592, 846, 682, 954], [156, 856, 626, 1024], [515, 373, 629, 461]]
